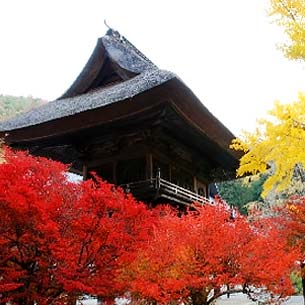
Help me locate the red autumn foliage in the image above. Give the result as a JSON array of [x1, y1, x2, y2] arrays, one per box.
[[0, 147, 298, 305], [0, 147, 154, 305], [121, 199, 296, 305], [275, 195, 305, 303]]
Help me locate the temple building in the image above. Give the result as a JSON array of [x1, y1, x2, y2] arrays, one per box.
[[0, 29, 240, 206]]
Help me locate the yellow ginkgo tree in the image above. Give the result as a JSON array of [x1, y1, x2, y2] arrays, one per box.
[[269, 0, 305, 60], [245, 0, 305, 198], [231, 93, 305, 197]]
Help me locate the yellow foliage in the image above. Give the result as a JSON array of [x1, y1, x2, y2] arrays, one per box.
[[231, 93, 305, 197], [269, 0, 305, 60], [287, 204, 298, 212]]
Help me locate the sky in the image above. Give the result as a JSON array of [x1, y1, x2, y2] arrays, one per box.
[[1, 0, 305, 136]]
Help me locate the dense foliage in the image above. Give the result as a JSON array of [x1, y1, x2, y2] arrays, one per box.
[[0, 147, 155, 305], [231, 93, 305, 198], [0, 147, 298, 305], [0, 94, 46, 121], [121, 199, 296, 305], [273, 195, 305, 300], [217, 176, 266, 214]]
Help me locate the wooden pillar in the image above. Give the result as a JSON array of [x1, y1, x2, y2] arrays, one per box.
[[82, 162, 88, 181], [146, 153, 153, 179], [193, 176, 198, 193]]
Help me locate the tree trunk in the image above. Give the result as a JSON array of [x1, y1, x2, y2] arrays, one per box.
[[17, 298, 35, 305], [190, 288, 209, 305], [66, 295, 77, 305], [301, 263, 305, 305]]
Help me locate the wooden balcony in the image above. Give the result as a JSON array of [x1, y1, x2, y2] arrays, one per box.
[[121, 175, 211, 206]]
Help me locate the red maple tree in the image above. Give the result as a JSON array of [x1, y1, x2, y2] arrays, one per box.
[[0, 147, 154, 305], [275, 195, 305, 304], [121, 199, 296, 305], [0, 147, 299, 305]]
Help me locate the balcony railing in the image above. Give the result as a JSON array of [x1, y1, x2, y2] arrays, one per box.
[[121, 174, 210, 206], [157, 177, 210, 205]]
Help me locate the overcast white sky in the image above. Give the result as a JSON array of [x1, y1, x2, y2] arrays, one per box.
[[0, 0, 305, 135]]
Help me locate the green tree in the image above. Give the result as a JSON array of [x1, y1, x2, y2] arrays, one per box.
[[0, 94, 46, 121], [217, 175, 266, 214]]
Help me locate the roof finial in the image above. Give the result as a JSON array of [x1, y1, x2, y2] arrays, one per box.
[[104, 20, 125, 42], [104, 19, 115, 36], [104, 19, 111, 30]]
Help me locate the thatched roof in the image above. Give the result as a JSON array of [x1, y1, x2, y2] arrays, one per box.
[[0, 29, 176, 131], [0, 69, 175, 131], [0, 29, 241, 173]]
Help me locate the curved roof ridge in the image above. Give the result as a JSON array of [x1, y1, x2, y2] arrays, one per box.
[[105, 28, 155, 65], [59, 38, 106, 99], [101, 33, 156, 74], [59, 30, 156, 100]]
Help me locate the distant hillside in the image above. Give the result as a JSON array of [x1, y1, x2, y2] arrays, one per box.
[[0, 94, 47, 121]]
